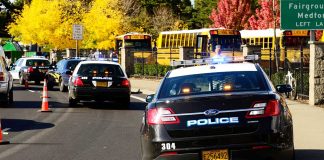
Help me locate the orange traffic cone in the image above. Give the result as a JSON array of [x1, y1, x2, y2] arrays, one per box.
[[0, 120, 10, 145], [38, 79, 52, 112]]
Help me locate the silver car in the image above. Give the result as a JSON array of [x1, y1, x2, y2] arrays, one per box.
[[0, 47, 13, 105]]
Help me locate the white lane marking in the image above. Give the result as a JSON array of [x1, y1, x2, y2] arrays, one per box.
[[131, 95, 146, 102], [28, 90, 35, 93], [2, 128, 10, 135]]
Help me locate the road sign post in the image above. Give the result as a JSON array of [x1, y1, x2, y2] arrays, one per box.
[[73, 24, 83, 57]]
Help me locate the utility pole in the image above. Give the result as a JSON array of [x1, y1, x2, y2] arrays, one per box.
[[273, 0, 279, 72]]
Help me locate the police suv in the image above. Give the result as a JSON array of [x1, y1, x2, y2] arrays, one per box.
[[141, 56, 294, 160]]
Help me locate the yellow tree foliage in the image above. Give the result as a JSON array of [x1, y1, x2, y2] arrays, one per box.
[[8, 0, 86, 49], [82, 0, 123, 49]]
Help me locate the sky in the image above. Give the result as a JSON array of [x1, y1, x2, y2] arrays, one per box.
[[190, 0, 195, 7]]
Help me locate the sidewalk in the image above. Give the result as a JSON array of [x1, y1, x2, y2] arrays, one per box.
[[129, 77, 162, 95]]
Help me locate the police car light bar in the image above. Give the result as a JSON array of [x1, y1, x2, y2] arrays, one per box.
[[170, 55, 259, 67]]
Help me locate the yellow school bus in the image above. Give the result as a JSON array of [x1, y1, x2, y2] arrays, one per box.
[[156, 28, 242, 65], [115, 32, 154, 64], [240, 29, 310, 63]]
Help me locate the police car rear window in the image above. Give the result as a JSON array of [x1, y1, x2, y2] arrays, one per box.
[[77, 64, 124, 77], [66, 61, 81, 70], [26, 59, 50, 67], [159, 71, 266, 98]]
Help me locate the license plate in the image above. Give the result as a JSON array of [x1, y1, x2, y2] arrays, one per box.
[[202, 149, 229, 160], [96, 81, 107, 87]]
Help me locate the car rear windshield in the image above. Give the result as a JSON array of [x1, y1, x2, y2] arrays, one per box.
[[77, 64, 124, 77], [159, 71, 267, 98], [66, 61, 81, 70], [26, 59, 50, 67]]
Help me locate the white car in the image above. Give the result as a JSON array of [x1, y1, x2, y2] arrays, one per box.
[[0, 46, 13, 104], [9, 57, 50, 82]]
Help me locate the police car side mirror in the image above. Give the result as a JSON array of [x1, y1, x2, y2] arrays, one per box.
[[276, 84, 292, 93], [146, 94, 155, 103]]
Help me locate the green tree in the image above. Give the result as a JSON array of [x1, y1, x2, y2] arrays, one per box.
[[191, 0, 217, 28], [0, 0, 23, 38]]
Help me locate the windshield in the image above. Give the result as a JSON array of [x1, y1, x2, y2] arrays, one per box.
[[26, 59, 50, 67], [210, 35, 241, 51], [284, 36, 309, 47], [77, 64, 124, 77], [124, 40, 151, 49], [159, 71, 266, 99]]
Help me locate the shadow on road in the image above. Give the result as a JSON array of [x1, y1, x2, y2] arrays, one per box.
[[1, 101, 69, 109], [295, 149, 324, 160], [84, 101, 146, 111], [1, 118, 55, 132]]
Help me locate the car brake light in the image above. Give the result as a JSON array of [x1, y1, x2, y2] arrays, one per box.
[[160, 152, 178, 156], [27, 67, 34, 73], [246, 100, 280, 118], [74, 77, 84, 87], [147, 108, 180, 125], [121, 79, 130, 87], [252, 145, 272, 150], [0, 72, 4, 81]]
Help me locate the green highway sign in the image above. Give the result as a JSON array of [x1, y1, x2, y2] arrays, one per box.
[[281, 0, 324, 30]]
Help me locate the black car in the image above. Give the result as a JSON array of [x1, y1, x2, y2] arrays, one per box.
[[16, 57, 51, 85], [46, 58, 82, 91], [141, 61, 294, 160], [68, 61, 131, 107]]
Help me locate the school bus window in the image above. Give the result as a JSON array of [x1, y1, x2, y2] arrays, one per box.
[[250, 38, 254, 45], [186, 33, 191, 47], [247, 38, 250, 45], [162, 34, 167, 48], [260, 38, 264, 48], [269, 38, 273, 48], [255, 38, 259, 45], [264, 38, 268, 48]]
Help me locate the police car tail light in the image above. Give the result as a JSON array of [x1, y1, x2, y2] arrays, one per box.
[[74, 77, 84, 87], [27, 67, 34, 73], [121, 79, 130, 87], [147, 108, 180, 125], [0, 72, 4, 81], [246, 100, 280, 118]]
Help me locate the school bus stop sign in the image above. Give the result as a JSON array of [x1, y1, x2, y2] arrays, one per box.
[[281, 0, 324, 30]]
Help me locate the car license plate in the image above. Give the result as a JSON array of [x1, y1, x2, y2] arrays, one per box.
[[96, 81, 107, 87], [202, 149, 229, 160]]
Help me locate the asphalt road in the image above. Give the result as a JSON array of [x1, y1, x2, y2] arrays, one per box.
[[1, 81, 324, 160], [0, 82, 147, 160]]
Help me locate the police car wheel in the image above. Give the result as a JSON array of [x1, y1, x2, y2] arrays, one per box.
[[120, 97, 130, 109], [8, 88, 13, 104], [59, 80, 67, 92], [35, 80, 40, 85], [19, 75, 25, 85], [68, 97, 78, 106]]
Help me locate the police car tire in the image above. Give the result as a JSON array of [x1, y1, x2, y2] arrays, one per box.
[[47, 83, 54, 91], [68, 97, 78, 106], [19, 75, 25, 85], [60, 80, 67, 92], [35, 80, 40, 85], [8, 88, 13, 104], [121, 97, 130, 108]]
